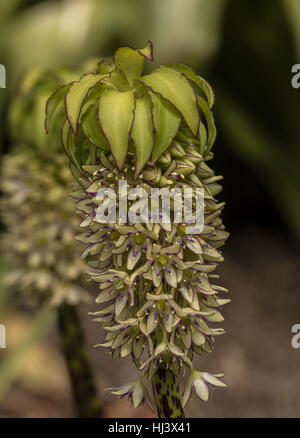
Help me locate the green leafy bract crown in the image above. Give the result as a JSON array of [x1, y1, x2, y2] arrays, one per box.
[[46, 42, 216, 177]]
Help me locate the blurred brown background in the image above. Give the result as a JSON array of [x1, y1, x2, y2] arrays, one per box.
[[1, 0, 300, 418]]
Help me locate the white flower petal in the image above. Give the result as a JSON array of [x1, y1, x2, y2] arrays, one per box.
[[120, 339, 133, 358], [185, 236, 203, 254], [127, 247, 142, 270], [164, 265, 177, 288], [191, 329, 205, 346], [108, 382, 134, 396], [133, 336, 145, 360], [194, 377, 209, 401], [146, 309, 159, 334], [179, 326, 192, 349], [168, 343, 184, 357], [182, 383, 192, 407], [132, 382, 144, 408], [202, 372, 226, 387], [115, 294, 128, 316]]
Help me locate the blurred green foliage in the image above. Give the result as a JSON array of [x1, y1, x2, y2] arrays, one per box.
[[212, 0, 300, 241]]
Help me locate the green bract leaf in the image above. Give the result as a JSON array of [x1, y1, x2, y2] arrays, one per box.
[[102, 69, 130, 91], [45, 83, 72, 134], [114, 42, 153, 86], [81, 104, 109, 151], [65, 73, 105, 135], [98, 89, 135, 170], [167, 63, 215, 109], [150, 92, 180, 162], [34, 88, 54, 150], [197, 96, 216, 154], [140, 66, 199, 136], [62, 120, 79, 169], [138, 41, 153, 61], [69, 161, 83, 182], [131, 94, 154, 176], [199, 123, 208, 153]]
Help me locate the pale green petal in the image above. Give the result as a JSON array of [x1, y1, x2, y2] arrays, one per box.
[[109, 382, 134, 396], [182, 381, 193, 407], [120, 339, 133, 358], [115, 294, 128, 317], [202, 372, 226, 388], [127, 247, 142, 270], [164, 266, 177, 288], [146, 309, 159, 334], [191, 329, 205, 346], [132, 381, 145, 408], [194, 377, 209, 401]]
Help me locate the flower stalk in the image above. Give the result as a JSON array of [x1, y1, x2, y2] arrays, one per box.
[[152, 362, 185, 418], [57, 303, 102, 417]]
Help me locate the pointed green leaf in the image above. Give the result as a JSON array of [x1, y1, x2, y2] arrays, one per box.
[[199, 123, 208, 153], [138, 41, 153, 61], [45, 83, 72, 133], [166, 63, 215, 108], [62, 120, 79, 169], [131, 94, 154, 176], [98, 89, 135, 170], [197, 96, 216, 153], [114, 42, 153, 86], [33, 88, 53, 150], [140, 66, 199, 136], [81, 104, 109, 151], [149, 92, 180, 161], [69, 162, 82, 181], [102, 68, 130, 91], [65, 73, 105, 134]]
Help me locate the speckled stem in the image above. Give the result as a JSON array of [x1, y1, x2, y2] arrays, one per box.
[[151, 327, 185, 418], [57, 303, 103, 418], [152, 362, 185, 418]]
